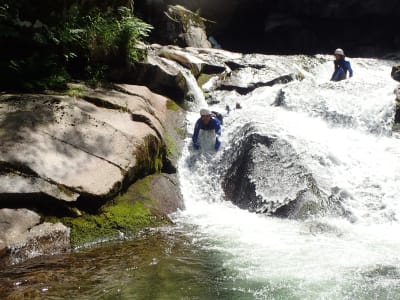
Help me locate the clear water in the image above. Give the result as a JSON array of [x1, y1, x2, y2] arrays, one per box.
[[1, 54, 400, 300]]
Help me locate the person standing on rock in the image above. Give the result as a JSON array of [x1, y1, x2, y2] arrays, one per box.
[[331, 48, 353, 81], [192, 108, 221, 151]]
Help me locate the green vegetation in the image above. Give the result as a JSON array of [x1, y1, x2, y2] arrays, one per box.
[[134, 135, 164, 175], [166, 99, 180, 111], [50, 175, 171, 247], [165, 133, 178, 159], [197, 73, 212, 88], [0, 1, 152, 91]]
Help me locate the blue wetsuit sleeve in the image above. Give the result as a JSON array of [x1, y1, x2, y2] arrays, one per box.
[[346, 61, 353, 77], [192, 119, 201, 146], [213, 118, 221, 137], [212, 118, 222, 150]]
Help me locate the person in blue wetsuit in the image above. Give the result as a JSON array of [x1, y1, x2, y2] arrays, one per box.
[[192, 108, 221, 151], [331, 48, 353, 81]]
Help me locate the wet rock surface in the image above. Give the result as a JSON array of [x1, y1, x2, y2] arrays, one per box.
[[221, 124, 344, 219]]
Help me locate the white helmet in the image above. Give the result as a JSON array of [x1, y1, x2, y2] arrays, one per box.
[[200, 108, 211, 116], [334, 48, 345, 56]]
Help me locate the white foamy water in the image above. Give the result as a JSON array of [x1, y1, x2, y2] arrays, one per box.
[[175, 55, 400, 299]]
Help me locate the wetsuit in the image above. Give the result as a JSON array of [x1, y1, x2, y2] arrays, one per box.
[[331, 57, 353, 81], [192, 117, 221, 150]]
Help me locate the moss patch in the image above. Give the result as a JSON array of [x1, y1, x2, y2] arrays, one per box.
[[175, 127, 186, 139], [49, 176, 171, 248], [67, 85, 86, 98], [134, 135, 164, 176], [165, 133, 178, 159], [197, 73, 212, 88], [166, 99, 179, 111]]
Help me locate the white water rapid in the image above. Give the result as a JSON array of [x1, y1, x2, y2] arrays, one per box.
[[174, 54, 400, 299]]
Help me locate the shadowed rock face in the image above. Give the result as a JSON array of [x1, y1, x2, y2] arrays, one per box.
[[137, 0, 400, 57]]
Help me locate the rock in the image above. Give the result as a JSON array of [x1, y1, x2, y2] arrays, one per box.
[[163, 5, 212, 48], [3, 222, 70, 266], [220, 124, 343, 219], [0, 208, 70, 266], [392, 65, 400, 82], [112, 45, 232, 104], [395, 86, 400, 101], [0, 84, 186, 264], [0, 208, 41, 244], [110, 52, 186, 102], [61, 173, 183, 247], [394, 86, 400, 125], [147, 173, 184, 214], [0, 84, 184, 202]]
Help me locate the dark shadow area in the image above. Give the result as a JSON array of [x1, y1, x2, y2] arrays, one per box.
[[136, 0, 400, 58], [0, 193, 79, 217]]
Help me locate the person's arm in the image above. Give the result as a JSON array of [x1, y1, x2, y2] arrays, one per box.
[[212, 118, 221, 150], [346, 61, 353, 77], [192, 119, 201, 149]]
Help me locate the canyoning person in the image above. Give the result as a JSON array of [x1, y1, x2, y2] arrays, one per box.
[[331, 48, 353, 81], [192, 108, 221, 151]]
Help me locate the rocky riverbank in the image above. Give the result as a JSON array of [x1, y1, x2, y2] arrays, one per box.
[[1, 11, 399, 265]]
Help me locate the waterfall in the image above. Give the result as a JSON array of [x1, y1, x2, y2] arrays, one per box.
[[175, 54, 400, 298]]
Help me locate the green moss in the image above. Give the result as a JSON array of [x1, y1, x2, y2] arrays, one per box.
[[169, 5, 206, 31], [134, 135, 164, 175], [67, 85, 85, 98], [50, 176, 170, 247], [57, 184, 75, 197], [175, 127, 186, 138], [166, 99, 179, 111], [165, 133, 178, 158], [197, 73, 212, 88]]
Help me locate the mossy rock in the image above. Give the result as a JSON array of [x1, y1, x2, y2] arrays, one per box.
[[166, 99, 180, 111], [197, 73, 212, 88], [51, 175, 173, 248]]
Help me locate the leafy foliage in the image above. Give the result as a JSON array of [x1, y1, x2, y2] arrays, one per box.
[[0, 1, 152, 91]]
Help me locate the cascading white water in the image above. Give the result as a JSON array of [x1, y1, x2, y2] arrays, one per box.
[[174, 54, 400, 299]]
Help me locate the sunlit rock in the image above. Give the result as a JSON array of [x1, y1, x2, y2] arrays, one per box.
[[0, 208, 70, 266], [0, 84, 184, 202]]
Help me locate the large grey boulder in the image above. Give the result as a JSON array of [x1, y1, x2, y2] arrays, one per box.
[[220, 124, 345, 219], [0, 84, 186, 264], [0, 84, 184, 202]]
